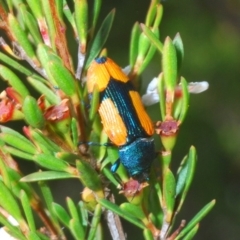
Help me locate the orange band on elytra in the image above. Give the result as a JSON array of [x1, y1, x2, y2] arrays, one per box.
[[129, 91, 154, 136], [87, 57, 129, 93], [99, 98, 127, 146], [104, 58, 129, 83]]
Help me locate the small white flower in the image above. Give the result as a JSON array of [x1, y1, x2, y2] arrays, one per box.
[[186, 81, 209, 93], [122, 65, 131, 76], [0, 215, 18, 240], [142, 77, 160, 106], [0, 227, 17, 240], [142, 77, 209, 106]]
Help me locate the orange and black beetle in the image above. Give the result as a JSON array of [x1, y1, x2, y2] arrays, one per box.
[[87, 57, 156, 181]]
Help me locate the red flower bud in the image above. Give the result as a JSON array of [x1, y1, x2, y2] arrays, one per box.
[[0, 99, 14, 122], [44, 99, 70, 122]]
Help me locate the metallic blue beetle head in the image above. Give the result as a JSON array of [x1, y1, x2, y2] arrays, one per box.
[[119, 138, 155, 182]]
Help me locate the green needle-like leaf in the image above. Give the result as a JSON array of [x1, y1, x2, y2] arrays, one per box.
[[52, 202, 71, 227], [20, 171, 78, 182], [91, 0, 102, 34], [0, 181, 23, 222], [8, 13, 38, 63], [41, 0, 56, 50], [157, 73, 166, 121], [89, 86, 100, 121], [71, 118, 79, 147], [88, 130, 107, 163], [0, 64, 29, 98], [175, 156, 188, 197], [39, 181, 59, 228], [87, 204, 102, 240], [55, 0, 63, 20], [67, 198, 85, 239], [176, 146, 197, 212], [70, 218, 86, 240], [2, 0, 10, 12], [182, 224, 199, 240], [138, 27, 159, 74], [75, 0, 88, 51], [48, 61, 77, 97], [0, 52, 32, 76], [0, 126, 36, 154], [153, 4, 163, 29], [162, 37, 177, 92], [55, 152, 80, 164], [0, 126, 24, 138], [27, 76, 60, 105], [30, 129, 61, 152], [78, 201, 88, 227], [149, 172, 163, 228], [25, 0, 43, 19], [129, 22, 141, 68], [141, 24, 163, 54], [178, 77, 190, 123], [4, 146, 33, 161], [143, 228, 154, 240], [175, 200, 215, 240], [85, 9, 115, 68], [0, 155, 11, 188], [120, 203, 146, 221], [20, 190, 36, 232], [34, 154, 70, 172], [76, 160, 103, 195], [145, 0, 158, 27], [102, 168, 119, 187], [163, 168, 176, 221], [67, 198, 80, 222], [36, 43, 62, 65], [36, 44, 62, 85], [63, 0, 77, 37], [26, 231, 42, 240], [138, 31, 151, 60], [22, 96, 45, 129], [19, 5, 42, 45], [173, 33, 184, 73], [97, 198, 145, 229], [6, 169, 36, 204]]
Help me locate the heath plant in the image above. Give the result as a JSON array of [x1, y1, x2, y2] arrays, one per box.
[[0, 0, 214, 239]]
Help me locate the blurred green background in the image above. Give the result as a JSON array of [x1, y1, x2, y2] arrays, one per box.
[[101, 0, 240, 239]]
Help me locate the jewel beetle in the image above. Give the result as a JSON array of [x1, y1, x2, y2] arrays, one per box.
[[87, 57, 156, 181]]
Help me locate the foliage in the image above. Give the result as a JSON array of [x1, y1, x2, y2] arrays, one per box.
[[0, 0, 214, 239]]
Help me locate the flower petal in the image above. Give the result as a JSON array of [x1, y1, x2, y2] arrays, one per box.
[[142, 77, 209, 106], [0, 99, 14, 122], [187, 81, 209, 93], [142, 92, 160, 106]]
